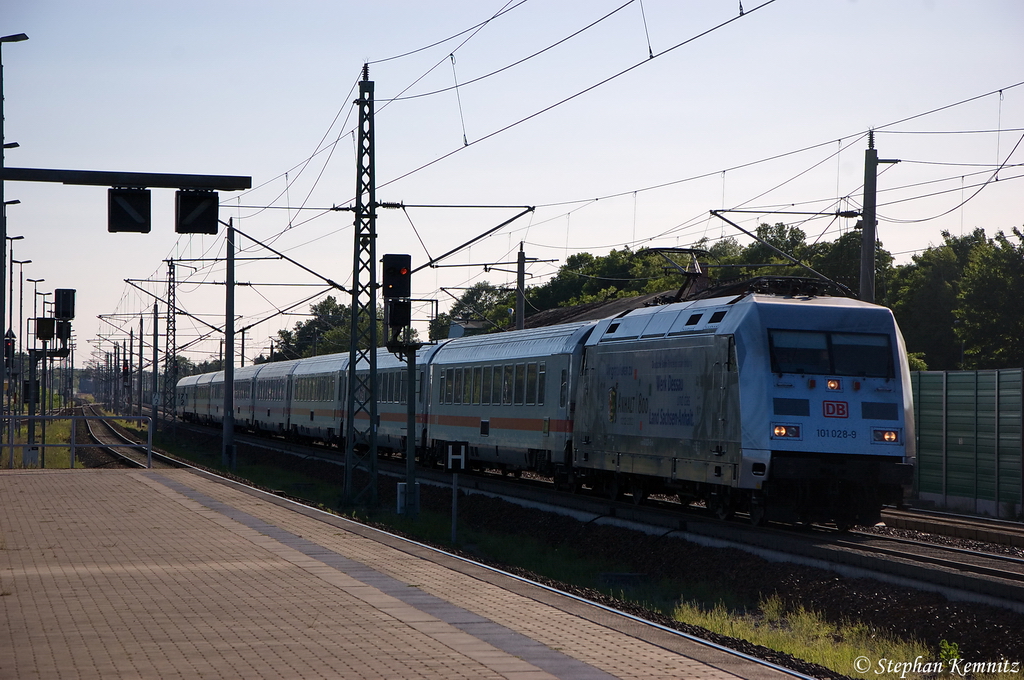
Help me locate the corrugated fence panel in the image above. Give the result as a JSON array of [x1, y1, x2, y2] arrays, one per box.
[[912, 372, 946, 496], [976, 371, 997, 502], [944, 372, 978, 499], [910, 369, 1023, 515], [998, 370, 1022, 506]]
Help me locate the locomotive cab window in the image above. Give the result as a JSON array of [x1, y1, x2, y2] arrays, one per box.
[[769, 331, 830, 375], [832, 333, 893, 378], [769, 329, 893, 378]]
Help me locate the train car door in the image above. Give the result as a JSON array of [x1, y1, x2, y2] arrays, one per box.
[[711, 334, 741, 473]]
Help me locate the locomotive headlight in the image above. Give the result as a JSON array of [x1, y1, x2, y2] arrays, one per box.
[[872, 429, 900, 444], [827, 379, 842, 390], [772, 424, 800, 439]]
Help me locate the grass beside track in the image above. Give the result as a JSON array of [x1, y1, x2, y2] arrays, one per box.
[[131, 425, 1011, 680], [0, 419, 78, 469]]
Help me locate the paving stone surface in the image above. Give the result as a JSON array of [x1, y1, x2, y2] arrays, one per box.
[[0, 469, 794, 679]]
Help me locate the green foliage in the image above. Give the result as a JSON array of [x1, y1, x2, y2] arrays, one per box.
[[906, 353, 928, 371], [270, 295, 409, 359], [885, 229, 986, 370], [526, 248, 662, 310], [955, 228, 1024, 369], [673, 596, 932, 680], [428, 222, 1023, 371], [429, 282, 514, 340], [938, 639, 961, 664]]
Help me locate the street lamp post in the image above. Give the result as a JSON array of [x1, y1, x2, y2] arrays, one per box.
[[7, 234, 23, 335], [1, 32, 30, 467], [6, 234, 23, 416], [13, 258, 29, 416], [39, 296, 52, 462], [26, 281, 44, 465]]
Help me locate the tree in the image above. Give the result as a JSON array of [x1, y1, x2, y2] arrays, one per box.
[[955, 228, 1024, 369], [429, 282, 514, 340], [885, 229, 986, 370], [272, 295, 392, 360]]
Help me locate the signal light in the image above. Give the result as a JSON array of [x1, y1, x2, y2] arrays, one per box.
[[108, 188, 151, 233], [175, 190, 219, 234], [382, 254, 411, 299], [385, 299, 411, 329], [35, 317, 56, 342], [3, 332, 14, 369], [55, 289, 76, 320]]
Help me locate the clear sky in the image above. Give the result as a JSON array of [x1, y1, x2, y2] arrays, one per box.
[[3, 0, 1023, 369]]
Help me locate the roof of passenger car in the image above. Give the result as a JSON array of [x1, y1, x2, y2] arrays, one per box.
[[431, 321, 596, 364]]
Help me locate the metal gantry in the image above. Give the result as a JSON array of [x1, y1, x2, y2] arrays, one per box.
[[163, 260, 177, 427], [344, 69, 379, 505]]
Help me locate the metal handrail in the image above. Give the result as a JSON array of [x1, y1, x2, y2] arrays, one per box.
[[1, 415, 154, 469]]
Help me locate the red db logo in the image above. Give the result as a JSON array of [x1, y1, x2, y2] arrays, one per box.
[[823, 401, 848, 418]]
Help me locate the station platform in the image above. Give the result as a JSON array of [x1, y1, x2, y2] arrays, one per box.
[[1, 468, 797, 679]]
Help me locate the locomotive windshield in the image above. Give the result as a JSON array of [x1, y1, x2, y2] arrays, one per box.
[[769, 330, 893, 378]]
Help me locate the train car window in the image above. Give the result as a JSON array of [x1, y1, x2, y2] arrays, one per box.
[[514, 364, 526, 405], [445, 368, 455, 404], [686, 314, 702, 325], [832, 333, 893, 378], [472, 367, 483, 404], [502, 365, 514, 405], [538, 363, 546, 406], [526, 363, 538, 405], [560, 369, 568, 408], [438, 369, 447, 404], [492, 365, 503, 404], [769, 330, 830, 375], [481, 366, 492, 405], [464, 367, 474, 405], [709, 310, 727, 323], [454, 368, 464, 404]]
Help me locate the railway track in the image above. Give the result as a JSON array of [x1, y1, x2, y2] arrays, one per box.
[[880, 507, 1024, 550], [80, 405, 179, 469], [130, 418, 1024, 609]]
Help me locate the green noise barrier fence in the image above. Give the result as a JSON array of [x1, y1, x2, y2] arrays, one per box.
[[910, 369, 1023, 519]]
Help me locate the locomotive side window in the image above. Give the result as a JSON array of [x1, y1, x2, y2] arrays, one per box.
[[769, 330, 830, 374], [832, 333, 893, 378]]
